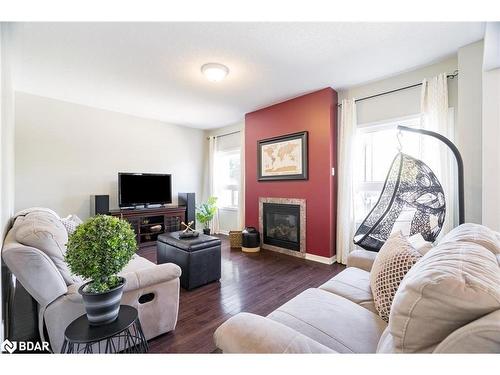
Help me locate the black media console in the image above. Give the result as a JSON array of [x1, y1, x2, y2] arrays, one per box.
[[109, 206, 187, 249]]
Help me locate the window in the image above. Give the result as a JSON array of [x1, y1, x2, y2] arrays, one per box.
[[214, 149, 241, 209], [211, 131, 242, 234], [354, 116, 422, 225]]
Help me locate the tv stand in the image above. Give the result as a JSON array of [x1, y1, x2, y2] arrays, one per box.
[[109, 206, 187, 249]]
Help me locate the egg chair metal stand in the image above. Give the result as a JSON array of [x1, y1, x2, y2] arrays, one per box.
[[397, 125, 464, 225]]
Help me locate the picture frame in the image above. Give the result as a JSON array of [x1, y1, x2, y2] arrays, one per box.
[[257, 131, 308, 181]]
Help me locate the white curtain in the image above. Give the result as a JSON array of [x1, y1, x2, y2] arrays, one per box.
[[238, 128, 246, 230], [207, 136, 220, 234], [336, 99, 357, 264], [420, 73, 457, 235]]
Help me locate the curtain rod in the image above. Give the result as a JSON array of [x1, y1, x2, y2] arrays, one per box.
[[337, 70, 458, 108], [206, 130, 241, 140]]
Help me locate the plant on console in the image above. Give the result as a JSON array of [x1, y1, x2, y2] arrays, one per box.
[[196, 196, 218, 235]]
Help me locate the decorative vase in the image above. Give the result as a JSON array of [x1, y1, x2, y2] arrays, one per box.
[[78, 277, 125, 325], [242, 227, 261, 253], [203, 228, 211, 235]]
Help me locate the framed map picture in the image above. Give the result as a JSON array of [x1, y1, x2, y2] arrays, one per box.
[[257, 131, 308, 181]]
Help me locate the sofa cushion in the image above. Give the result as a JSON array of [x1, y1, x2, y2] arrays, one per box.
[[388, 237, 500, 353], [370, 231, 422, 322], [14, 211, 76, 285], [214, 312, 335, 353], [433, 310, 500, 353], [346, 249, 377, 272], [267, 288, 387, 353], [319, 267, 376, 313], [438, 223, 500, 255]]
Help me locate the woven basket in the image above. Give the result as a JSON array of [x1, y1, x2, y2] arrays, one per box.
[[229, 230, 242, 248]]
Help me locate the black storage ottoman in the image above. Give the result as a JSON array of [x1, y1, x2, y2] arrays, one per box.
[[157, 232, 222, 290]]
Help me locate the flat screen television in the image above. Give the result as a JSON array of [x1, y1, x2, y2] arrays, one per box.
[[119, 173, 172, 207]]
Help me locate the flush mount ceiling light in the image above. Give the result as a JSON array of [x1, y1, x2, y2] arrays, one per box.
[[201, 63, 229, 82]]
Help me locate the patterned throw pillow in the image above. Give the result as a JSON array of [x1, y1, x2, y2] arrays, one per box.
[[60, 214, 83, 235], [370, 231, 422, 322]]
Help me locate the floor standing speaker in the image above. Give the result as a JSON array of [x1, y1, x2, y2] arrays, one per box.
[[178, 193, 196, 229], [90, 195, 110, 216]]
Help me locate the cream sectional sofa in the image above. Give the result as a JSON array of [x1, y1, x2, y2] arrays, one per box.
[[2, 210, 181, 353], [214, 223, 500, 353]]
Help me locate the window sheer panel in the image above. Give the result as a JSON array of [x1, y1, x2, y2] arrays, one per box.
[[214, 131, 241, 213], [354, 117, 422, 228], [214, 150, 241, 209]]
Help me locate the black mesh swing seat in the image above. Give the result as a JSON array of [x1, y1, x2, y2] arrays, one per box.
[[354, 152, 446, 252]]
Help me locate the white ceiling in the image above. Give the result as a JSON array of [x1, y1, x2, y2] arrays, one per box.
[[10, 22, 485, 129]]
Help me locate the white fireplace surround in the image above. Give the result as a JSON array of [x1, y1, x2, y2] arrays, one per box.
[[259, 197, 306, 259]]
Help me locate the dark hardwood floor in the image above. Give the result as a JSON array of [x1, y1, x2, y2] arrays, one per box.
[[137, 235, 344, 353]]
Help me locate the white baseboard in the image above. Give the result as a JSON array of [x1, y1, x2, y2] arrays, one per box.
[[304, 253, 337, 265], [261, 243, 338, 265], [219, 233, 336, 265]]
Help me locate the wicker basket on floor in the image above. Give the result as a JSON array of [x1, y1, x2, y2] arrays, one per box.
[[229, 230, 242, 248]]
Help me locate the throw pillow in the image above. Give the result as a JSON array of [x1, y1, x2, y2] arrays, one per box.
[[370, 231, 422, 322], [389, 240, 500, 353], [408, 233, 434, 256], [61, 214, 83, 235]]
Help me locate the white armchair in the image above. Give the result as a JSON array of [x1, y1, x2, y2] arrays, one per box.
[[2, 210, 181, 353]]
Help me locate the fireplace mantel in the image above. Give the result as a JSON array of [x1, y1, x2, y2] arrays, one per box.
[[259, 197, 306, 258]]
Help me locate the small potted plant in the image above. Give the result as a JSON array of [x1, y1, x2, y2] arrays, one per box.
[[65, 215, 137, 325], [196, 196, 218, 235]]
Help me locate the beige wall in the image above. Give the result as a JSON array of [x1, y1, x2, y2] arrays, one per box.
[[1, 24, 14, 240], [457, 41, 484, 224], [338, 51, 485, 224], [482, 68, 500, 230], [482, 24, 500, 231], [15, 93, 206, 219], [1, 22, 15, 342]]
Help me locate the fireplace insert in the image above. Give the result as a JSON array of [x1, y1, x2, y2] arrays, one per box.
[[263, 203, 300, 251]]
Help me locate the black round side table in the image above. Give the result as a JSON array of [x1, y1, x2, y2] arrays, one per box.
[[61, 305, 148, 354]]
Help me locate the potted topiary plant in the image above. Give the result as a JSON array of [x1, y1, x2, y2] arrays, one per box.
[[65, 215, 137, 325], [196, 196, 218, 235]]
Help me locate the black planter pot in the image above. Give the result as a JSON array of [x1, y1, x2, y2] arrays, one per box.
[[78, 277, 125, 326], [203, 228, 211, 235]]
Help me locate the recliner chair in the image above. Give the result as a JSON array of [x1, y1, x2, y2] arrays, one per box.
[[2, 209, 181, 353]]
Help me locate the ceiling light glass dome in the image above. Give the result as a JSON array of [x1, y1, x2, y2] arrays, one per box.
[[201, 63, 229, 82]]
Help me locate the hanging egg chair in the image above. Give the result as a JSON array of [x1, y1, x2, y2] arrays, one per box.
[[353, 152, 446, 252]]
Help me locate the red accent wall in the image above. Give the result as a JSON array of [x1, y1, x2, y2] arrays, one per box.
[[245, 88, 338, 258]]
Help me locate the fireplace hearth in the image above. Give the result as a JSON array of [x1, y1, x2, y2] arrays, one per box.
[[259, 197, 306, 257]]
